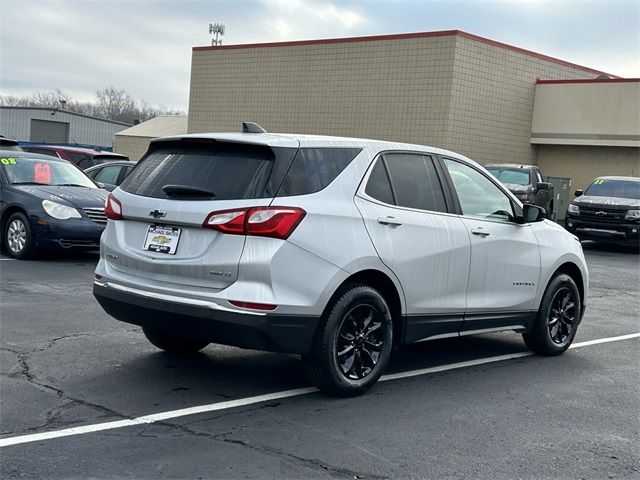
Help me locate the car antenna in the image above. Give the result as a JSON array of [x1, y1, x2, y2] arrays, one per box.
[[242, 122, 267, 134]]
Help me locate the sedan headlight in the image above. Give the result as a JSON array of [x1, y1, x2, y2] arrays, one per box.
[[42, 200, 81, 220], [567, 204, 580, 215], [625, 209, 640, 220]]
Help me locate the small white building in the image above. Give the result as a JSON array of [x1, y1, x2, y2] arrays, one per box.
[[0, 106, 130, 148], [114, 115, 188, 161]]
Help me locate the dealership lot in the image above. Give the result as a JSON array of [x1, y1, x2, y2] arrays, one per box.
[[0, 245, 638, 479]]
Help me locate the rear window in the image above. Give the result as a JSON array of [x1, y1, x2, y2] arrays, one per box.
[[120, 143, 361, 200], [120, 142, 278, 200], [584, 179, 640, 200], [486, 168, 531, 186]]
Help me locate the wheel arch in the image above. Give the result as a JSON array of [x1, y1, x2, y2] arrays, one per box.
[[1, 205, 29, 236], [322, 269, 405, 346]]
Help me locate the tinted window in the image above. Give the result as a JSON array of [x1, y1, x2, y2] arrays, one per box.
[[486, 168, 531, 186], [584, 179, 640, 200], [93, 165, 122, 185], [445, 159, 514, 222], [383, 153, 447, 212], [121, 143, 276, 200], [276, 148, 361, 197], [365, 159, 395, 205]]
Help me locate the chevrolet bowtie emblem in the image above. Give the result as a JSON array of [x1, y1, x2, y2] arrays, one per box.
[[149, 209, 167, 219]]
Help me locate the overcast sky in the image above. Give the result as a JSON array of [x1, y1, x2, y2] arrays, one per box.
[[1, 0, 638, 110]]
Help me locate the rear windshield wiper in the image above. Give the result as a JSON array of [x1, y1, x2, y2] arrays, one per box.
[[57, 183, 90, 187], [162, 184, 216, 198]]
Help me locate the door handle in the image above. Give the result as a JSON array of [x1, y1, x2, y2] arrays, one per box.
[[471, 227, 490, 236], [377, 216, 402, 226]]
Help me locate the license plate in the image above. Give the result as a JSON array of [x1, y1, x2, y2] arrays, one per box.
[[143, 225, 181, 255]]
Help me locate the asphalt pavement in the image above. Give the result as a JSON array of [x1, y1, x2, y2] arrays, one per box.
[[0, 243, 638, 479]]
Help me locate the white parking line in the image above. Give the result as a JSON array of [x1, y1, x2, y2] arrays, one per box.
[[1, 332, 638, 448], [0, 258, 15, 261]]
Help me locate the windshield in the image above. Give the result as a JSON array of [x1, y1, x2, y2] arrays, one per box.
[[1, 155, 97, 188], [584, 179, 640, 200], [486, 168, 531, 186]]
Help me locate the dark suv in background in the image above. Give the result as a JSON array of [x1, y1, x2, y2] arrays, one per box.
[[485, 164, 554, 217], [566, 176, 640, 247], [22, 145, 129, 170]]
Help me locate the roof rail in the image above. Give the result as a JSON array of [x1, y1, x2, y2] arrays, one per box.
[[242, 122, 267, 134]]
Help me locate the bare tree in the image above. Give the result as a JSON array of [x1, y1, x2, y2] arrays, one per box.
[[95, 86, 137, 123], [30, 89, 72, 108], [1, 87, 185, 124]]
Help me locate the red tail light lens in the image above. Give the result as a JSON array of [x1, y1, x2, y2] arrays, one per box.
[[203, 206, 306, 239], [105, 194, 123, 220], [229, 300, 277, 311]]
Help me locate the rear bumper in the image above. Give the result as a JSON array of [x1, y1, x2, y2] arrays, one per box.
[[93, 282, 319, 355]]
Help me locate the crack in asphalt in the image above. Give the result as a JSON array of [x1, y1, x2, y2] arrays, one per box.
[[1, 336, 136, 433]]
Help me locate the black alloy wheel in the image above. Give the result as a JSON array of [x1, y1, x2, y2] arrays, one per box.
[[547, 286, 576, 345], [523, 273, 581, 355], [336, 303, 387, 380], [303, 285, 393, 396]]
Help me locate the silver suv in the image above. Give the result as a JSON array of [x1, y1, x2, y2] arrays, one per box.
[[94, 124, 588, 396]]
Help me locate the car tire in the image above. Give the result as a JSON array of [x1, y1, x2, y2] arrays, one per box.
[[303, 285, 393, 396], [523, 273, 581, 355], [142, 327, 209, 353], [4, 212, 36, 260]]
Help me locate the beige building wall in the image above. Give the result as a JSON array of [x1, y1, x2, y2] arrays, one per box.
[[538, 145, 640, 195], [189, 34, 458, 148], [531, 81, 640, 147], [446, 36, 594, 165], [113, 135, 152, 161], [188, 31, 606, 165]]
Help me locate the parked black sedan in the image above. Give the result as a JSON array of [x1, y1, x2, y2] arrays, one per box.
[[0, 150, 108, 259]]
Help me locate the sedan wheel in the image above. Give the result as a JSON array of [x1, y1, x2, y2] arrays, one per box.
[[4, 212, 35, 259]]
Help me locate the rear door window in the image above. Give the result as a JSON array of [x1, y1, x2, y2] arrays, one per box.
[[121, 142, 278, 200], [381, 153, 447, 212]]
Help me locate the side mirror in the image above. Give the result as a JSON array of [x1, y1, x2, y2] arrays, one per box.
[[574, 189, 583, 197], [537, 182, 552, 191], [517, 204, 545, 223]]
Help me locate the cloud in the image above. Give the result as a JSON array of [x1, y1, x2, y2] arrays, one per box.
[[261, 0, 367, 41], [0, 0, 637, 112]]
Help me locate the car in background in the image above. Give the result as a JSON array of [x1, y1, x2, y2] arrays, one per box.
[[0, 135, 22, 151], [21, 145, 129, 170], [566, 176, 640, 247], [0, 150, 108, 259], [93, 124, 588, 396], [485, 164, 554, 217], [85, 161, 135, 191]]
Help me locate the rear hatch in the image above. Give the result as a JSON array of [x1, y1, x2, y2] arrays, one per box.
[[106, 137, 298, 290]]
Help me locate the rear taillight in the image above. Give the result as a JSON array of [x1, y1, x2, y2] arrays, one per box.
[[105, 194, 123, 220], [203, 206, 306, 239]]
